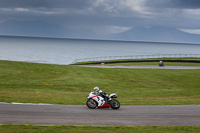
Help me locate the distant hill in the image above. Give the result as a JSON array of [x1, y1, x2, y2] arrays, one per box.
[[0, 20, 67, 37], [0, 20, 200, 44], [0, 20, 98, 39], [112, 26, 200, 44]]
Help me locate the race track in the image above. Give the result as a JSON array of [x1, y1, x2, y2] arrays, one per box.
[[0, 103, 200, 126], [86, 66, 200, 69]]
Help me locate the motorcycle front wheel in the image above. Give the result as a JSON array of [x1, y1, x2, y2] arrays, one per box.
[[110, 99, 120, 109], [86, 98, 98, 109]]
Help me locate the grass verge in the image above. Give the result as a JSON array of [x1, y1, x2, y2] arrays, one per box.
[[0, 60, 200, 105], [87, 62, 200, 66], [73, 57, 200, 65], [1, 125, 200, 133]]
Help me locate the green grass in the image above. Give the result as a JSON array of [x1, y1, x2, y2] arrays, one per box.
[[74, 57, 200, 65], [1, 125, 200, 133], [92, 62, 200, 66], [0, 60, 200, 105]]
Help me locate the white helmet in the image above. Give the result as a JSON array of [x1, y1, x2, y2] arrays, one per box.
[[94, 87, 99, 92]]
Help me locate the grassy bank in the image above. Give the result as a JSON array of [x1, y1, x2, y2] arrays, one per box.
[[1, 125, 200, 133], [0, 60, 200, 105], [88, 62, 200, 66], [74, 58, 200, 65]]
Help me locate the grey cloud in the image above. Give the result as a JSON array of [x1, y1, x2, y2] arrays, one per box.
[[171, 0, 200, 9], [0, 0, 200, 36], [145, 0, 200, 9], [0, 0, 92, 9]]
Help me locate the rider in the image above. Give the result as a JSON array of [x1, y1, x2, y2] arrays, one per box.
[[93, 87, 109, 102], [159, 60, 164, 67]]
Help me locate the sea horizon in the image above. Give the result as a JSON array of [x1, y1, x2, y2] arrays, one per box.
[[1, 34, 200, 46], [0, 35, 200, 65]]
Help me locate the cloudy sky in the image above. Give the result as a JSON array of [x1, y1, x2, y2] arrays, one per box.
[[0, 0, 200, 37]]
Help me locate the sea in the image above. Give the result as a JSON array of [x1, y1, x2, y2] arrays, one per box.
[[0, 35, 200, 65]]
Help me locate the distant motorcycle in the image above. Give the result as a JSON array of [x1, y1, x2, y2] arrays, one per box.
[[86, 92, 120, 109], [159, 61, 164, 67]]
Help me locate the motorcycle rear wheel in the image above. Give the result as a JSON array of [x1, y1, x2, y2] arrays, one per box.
[[86, 98, 98, 109], [110, 99, 120, 109]]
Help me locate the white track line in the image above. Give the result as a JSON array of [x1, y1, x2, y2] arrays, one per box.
[[0, 102, 54, 106]]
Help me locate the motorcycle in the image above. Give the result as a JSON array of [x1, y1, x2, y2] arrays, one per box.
[[86, 92, 120, 109], [159, 61, 164, 67]]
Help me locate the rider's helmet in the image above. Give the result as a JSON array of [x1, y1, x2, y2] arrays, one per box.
[[94, 87, 99, 94]]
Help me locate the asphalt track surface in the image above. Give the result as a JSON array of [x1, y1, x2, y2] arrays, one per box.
[[1, 66, 200, 126], [86, 66, 200, 69], [0, 103, 200, 126]]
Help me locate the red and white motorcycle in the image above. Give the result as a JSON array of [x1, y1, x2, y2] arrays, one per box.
[[86, 92, 120, 109]]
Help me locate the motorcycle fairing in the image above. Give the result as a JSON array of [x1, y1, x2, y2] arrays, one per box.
[[92, 95, 111, 108], [91, 94, 105, 107], [98, 102, 111, 108]]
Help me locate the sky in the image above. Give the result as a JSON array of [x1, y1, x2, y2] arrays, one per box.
[[0, 0, 200, 37]]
